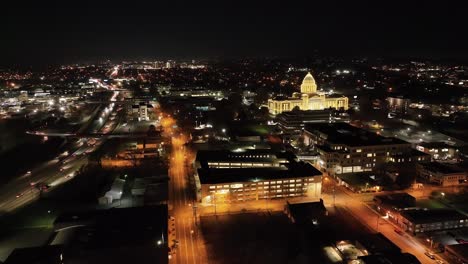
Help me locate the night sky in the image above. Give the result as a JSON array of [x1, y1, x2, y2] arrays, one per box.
[[2, 1, 467, 66]]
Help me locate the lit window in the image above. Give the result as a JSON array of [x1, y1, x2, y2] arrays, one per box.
[[356, 149, 362, 153]]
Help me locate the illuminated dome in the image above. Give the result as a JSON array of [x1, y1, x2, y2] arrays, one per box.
[[300, 72, 317, 94]]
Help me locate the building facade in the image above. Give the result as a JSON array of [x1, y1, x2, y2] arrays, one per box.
[[416, 162, 467, 186], [399, 209, 468, 235], [268, 72, 349, 115], [303, 123, 430, 175], [194, 149, 322, 203]]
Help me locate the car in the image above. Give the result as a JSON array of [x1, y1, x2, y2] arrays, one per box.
[[456, 238, 468, 244], [435, 260, 445, 264], [394, 229, 404, 235], [424, 252, 436, 259], [26, 171, 32, 175], [16, 193, 24, 198]]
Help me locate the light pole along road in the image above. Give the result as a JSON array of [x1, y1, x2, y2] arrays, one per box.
[[163, 115, 207, 264]]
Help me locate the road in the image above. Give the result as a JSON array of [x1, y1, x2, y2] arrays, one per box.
[[0, 96, 121, 215], [322, 179, 449, 264], [162, 115, 207, 264]]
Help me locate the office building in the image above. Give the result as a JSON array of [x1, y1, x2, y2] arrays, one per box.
[[399, 209, 468, 235], [194, 149, 322, 203], [416, 162, 467, 186], [303, 123, 430, 175]]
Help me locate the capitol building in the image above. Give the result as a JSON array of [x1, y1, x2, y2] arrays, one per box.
[[268, 72, 348, 115]]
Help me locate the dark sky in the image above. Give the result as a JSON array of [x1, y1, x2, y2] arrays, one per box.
[[2, 1, 468, 66]]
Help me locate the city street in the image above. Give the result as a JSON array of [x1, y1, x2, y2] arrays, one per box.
[[321, 180, 449, 264], [163, 116, 207, 264]]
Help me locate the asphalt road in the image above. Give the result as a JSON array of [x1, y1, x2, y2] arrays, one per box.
[[322, 180, 450, 264], [0, 99, 120, 215], [163, 116, 207, 264]]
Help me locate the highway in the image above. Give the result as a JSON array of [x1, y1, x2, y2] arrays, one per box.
[[0, 96, 121, 215], [162, 115, 207, 264]]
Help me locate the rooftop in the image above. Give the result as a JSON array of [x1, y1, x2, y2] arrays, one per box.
[[400, 208, 467, 224], [305, 123, 408, 147], [195, 149, 292, 169], [286, 200, 327, 224], [418, 162, 466, 175], [198, 161, 322, 184], [374, 193, 416, 208]]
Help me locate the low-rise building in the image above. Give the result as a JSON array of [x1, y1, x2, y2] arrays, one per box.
[[195, 161, 322, 203], [444, 244, 468, 264], [276, 109, 349, 135], [416, 141, 458, 161], [399, 209, 468, 235], [373, 193, 416, 221], [303, 123, 430, 175], [194, 149, 288, 169], [416, 162, 467, 186], [285, 200, 327, 225]]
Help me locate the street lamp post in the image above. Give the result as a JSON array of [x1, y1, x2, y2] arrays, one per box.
[[427, 237, 433, 248]]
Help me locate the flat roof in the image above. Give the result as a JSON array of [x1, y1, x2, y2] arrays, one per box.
[[445, 243, 468, 261], [418, 162, 466, 174], [374, 193, 415, 208], [198, 161, 322, 184], [400, 209, 467, 224], [196, 149, 291, 168], [305, 123, 408, 147], [287, 200, 326, 224]]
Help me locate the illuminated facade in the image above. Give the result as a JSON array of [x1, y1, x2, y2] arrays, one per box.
[[268, 72, 349, 115], [193, 149, 322, 203]]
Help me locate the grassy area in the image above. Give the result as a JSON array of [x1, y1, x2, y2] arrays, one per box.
[[416, 199, 448, 209], [0, 165, 115, 231]]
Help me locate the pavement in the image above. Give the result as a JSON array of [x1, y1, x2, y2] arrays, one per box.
[[163, 115, 207, 264], [321, 180, 450, 264]]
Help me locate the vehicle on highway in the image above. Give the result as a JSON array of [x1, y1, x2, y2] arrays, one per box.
[[424, 252, 436, 259], [16, 193, 24, 198], [456, 238, 468, 244], [394, 229, 404, 235], [36, 183, 51, 192], [435, 260, 445, 264]]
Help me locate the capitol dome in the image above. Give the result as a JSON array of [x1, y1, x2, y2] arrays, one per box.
[[300, 72, 317, 94]]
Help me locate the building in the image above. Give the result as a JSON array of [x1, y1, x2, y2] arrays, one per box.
[[444, 244, 468, 264], [303, 123, 430, 175], [399, 209, 468, 235], [416, 162, 467, 186], [268, 72, 348, 115], [387, 96, 410, 114], [194, 149, 289, 169], [416, 141, 458, 161], [373, 193, 416, 221], [284, 200, 327, 225], [276, 109, 350, 135], [196, 162, 322, 203]]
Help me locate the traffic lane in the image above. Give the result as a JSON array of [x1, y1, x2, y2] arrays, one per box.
[[329, 186, 441, 264]]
